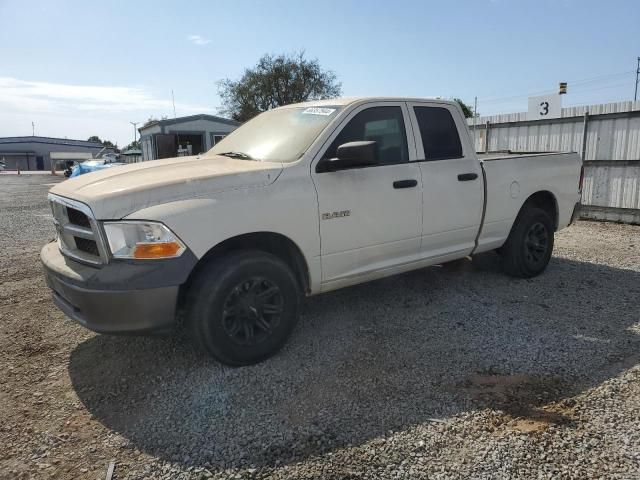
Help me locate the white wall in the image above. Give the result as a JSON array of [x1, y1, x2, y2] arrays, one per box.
[[468, 101, 640, 223]]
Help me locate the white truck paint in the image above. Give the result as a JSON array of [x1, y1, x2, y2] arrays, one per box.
[[42, 97, 583, 364]]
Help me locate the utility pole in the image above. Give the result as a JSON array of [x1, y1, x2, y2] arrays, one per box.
[[635, 57, 640, 102], [32, 122, 35, 136], [171, 90, 178, 154], [473, 96, 478, 148], [129, 121, 139, 145]]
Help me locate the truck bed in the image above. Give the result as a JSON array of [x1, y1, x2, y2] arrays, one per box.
[[474, 150, 583, 254]]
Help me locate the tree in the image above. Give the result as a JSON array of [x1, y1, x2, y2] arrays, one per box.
[[87, 136, 118, 150], [453, 98, 476, 118], [123, 140, 140, 151], [142, 115, 168, 128], [218, 52, 342, 122]]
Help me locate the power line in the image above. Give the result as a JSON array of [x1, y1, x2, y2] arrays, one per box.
[[569, 81, 635, 95], [564, 94, 634, 108], [481, 86, 634, 116], [476, 70, 635, 104], [565, 70, 634, 87], [479, 75, 634, 104], [477, 78, 633, 106]]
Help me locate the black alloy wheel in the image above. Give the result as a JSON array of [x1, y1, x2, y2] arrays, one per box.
[[524, 221, 549, 269], [221, 277, 284, 346], [500, 206, 555, 278], [186, 250, 300, 366]]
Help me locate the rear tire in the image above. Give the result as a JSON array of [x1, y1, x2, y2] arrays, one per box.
[[500, 207, 554, 278], [185, 250, 301, 366]]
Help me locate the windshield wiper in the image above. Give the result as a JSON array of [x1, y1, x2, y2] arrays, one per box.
[[218, 151, 255, 160]]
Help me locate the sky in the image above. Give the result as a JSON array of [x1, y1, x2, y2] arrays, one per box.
[[0, 0, 639, 147]]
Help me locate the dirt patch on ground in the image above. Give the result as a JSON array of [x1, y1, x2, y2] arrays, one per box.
[[462, 373, 577, 434], [502, 407, 574, 434]]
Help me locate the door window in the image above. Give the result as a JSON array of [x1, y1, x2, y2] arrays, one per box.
[[322, 106, 409, 167], [413, 107, 463, 160]]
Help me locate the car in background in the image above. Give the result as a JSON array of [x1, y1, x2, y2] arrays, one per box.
[[66, 159, 126, 178], [101, 152, 120, 162]]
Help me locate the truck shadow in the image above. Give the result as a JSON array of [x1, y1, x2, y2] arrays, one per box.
[[68, 254, 640, 470]]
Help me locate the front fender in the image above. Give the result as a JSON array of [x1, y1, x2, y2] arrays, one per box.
[[123, 177, 321, 292]]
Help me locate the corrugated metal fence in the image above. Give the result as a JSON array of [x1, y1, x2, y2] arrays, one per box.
[[468, 101, 640, 224]]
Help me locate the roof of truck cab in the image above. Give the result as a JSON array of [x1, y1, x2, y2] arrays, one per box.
[[278, 97, 457, 109]]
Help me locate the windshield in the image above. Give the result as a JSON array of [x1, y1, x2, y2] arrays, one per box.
[[206, 106, 342, 163]]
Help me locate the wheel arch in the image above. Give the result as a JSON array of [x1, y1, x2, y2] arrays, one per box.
[[519, 190, 559, 231], [178, 232, 311, 312]]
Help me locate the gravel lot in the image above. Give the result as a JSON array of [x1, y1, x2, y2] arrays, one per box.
[[1, 174, 639, 480]]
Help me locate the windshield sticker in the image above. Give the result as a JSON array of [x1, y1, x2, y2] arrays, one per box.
[[302, 107, 336, 116]]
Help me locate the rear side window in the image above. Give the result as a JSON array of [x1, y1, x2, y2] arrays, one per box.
[[413, 107, 463, 160], [323, 106, 409, 166]]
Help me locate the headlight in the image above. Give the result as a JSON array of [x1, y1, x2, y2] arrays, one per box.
[[102, 221, 186, 260]]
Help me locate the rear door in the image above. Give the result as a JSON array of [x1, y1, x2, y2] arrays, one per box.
[[312, 102, 423, 287], [407, 102, 483, 259]]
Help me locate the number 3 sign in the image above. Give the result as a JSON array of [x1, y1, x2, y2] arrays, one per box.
[[528, 94, 562, 120]]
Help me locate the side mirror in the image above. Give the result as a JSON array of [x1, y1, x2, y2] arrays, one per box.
[[324, 141, 379, 171]]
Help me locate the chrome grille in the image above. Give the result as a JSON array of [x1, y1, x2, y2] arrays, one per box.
[[49, 194, 107, 265]]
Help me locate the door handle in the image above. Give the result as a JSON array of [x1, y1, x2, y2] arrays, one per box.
[[393, 179, 418, 189], [457, 173, 478, 181]]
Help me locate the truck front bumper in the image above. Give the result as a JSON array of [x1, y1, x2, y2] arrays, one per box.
[[40, 242, 197, 334]]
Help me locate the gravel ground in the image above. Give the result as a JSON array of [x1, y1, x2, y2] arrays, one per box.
[[1, 174, 639, 480]]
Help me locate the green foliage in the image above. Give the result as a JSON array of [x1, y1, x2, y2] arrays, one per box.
[[123, 140, 141, 151], [142, 115, 168, 128], [218, 52, 342, 122], [87, 135, 117, 150], [453, 98, 476, 118]]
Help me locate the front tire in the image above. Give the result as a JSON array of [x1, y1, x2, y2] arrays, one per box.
[[185, 250, 301, 366], [500, 207, 554, 278]]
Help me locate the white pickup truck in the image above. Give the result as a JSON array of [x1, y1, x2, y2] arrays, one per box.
[[42, 97, 583, 365]]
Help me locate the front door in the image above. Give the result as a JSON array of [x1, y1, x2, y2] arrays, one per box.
[[312, 103, 422, 288], [407, 102, 484, 259]]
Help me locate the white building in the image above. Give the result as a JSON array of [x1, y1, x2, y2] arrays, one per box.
[[138, 114, 240, 161]]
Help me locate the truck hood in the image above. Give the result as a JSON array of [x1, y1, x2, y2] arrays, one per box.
[[50, 155, 283, 219]]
